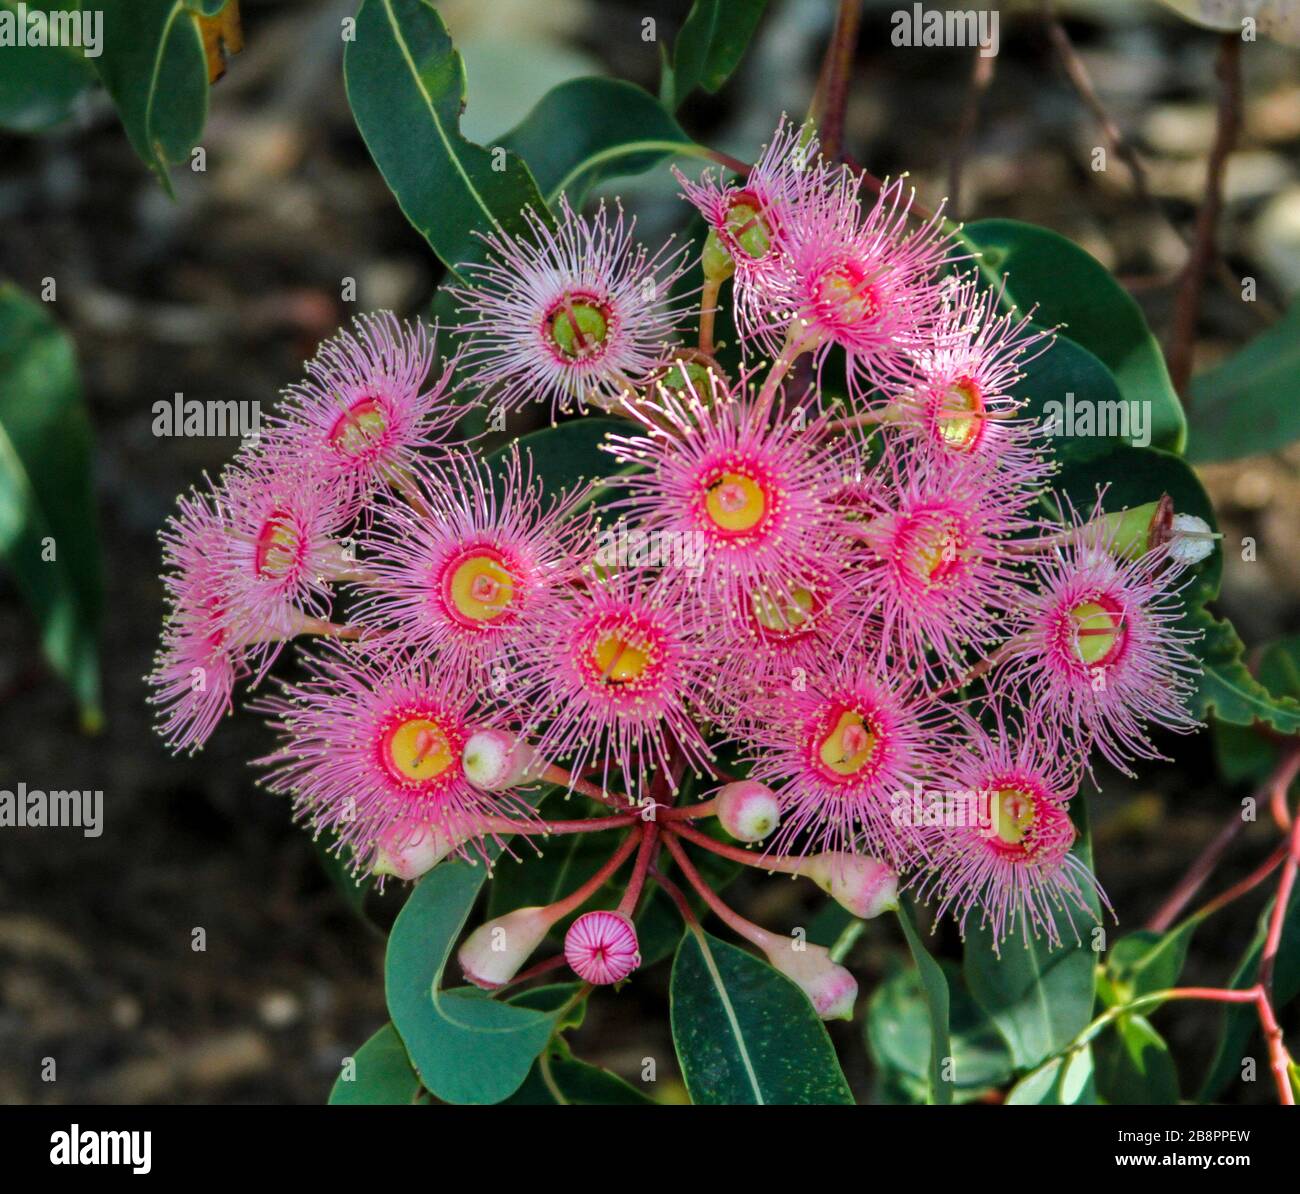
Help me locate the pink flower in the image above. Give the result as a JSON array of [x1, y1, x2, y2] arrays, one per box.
[[210, 456, 352, 680], [890, 273, 1055, 496], [564, 910, 641, 985], [504, 569, 713, 797], [604, 371, 852, 613], [745, 173, 961, 397], [675, 115, 831, 324], [738, 658, 951, 865], [842, 445, 1029, 679], [268, 311, 464, 517], [352, 446, 594, 681], [450, 197, 694, 416], [149, 487, 248, 753], [253, 643, 535, 875], [916, 708, 1104, 947], [996, 507, 1202, 777]]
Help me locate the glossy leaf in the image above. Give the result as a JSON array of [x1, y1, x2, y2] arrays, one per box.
[[894, 906, 953, 1105], [344, 0, 551, 277], [1188, 297, 1300, 462], [487, 417, 623, 503], [964, 800, 1102, 1071], [1006, 1047, 1098, 1104], [503, 1053, 654, 1105], [1102, 923, 1197, 1005], [667, 0, 769, 110], [502, 77, 697, 207], [0, 283, 102, 724], [93, 0, 211, 190], [965, 219, 1186, 454], [1189, 607, 1300, 735], [669, 928, 854, 1105], [1012, 332, 1128, 465], [328, 1022, 422, 1105], [384, 856, 562, 1105], [1095, 1014, 1180, 1105], [0, 2, 96, 131]]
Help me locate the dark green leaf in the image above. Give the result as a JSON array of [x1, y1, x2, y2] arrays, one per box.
[[669, 928, 854, 1105], [964, 799, 1102, 1070], [0, 2, 96, 131], [328, 1022, 422, 1105], [503, 1053, 654, 1105], [1103, 923, 1198, 1004], [668, 0, 769, 110], [1013, 333, 1129, 465], [1095, 1014, 1180, 1105], [502, 77, 697, 207], [895, 906, 953, 1105], [384, 856, 563, 1105], [964, 219, 1186, 453], [486, 417, 623, 503], [93, 0, 210, 189], [0, 282, 102, 724], [1189, 607, 1300, 735], [1188, 296, 1300, 462], [344, 0, 550, 277]]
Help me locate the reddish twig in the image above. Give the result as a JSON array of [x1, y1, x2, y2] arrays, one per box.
[[947, 46, 996, 220], [811, 0, 863, 162]]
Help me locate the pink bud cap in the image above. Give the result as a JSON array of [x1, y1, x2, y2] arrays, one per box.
[[715, 780, 781, 843], [462, 729, 541, 791], [564, 910, 641, 985], [458, 906, 554, 990], [799, 852, 899, 920], [371, 821, 463, 881], [763, 940, 858, 1021]]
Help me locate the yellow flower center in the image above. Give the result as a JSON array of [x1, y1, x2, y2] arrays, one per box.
[[903, 513, 963, 584], [935, 379, 983, 451], [384, 718, 454, 783], [445, 548, 516, 625], [590, 630, 652, 683], [1069, 599, 1125, 666], [752, 584, 816, 635], [990, 787, 1036, 847], [818, 709, 877, 777], [254, 513, 299, 579], [329, 397, 387, 457], [705, 471, 766, 533]]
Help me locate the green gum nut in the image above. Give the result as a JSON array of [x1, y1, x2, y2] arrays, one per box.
[[1098, 494, 1173, 560], [702, 228, 735, 284]]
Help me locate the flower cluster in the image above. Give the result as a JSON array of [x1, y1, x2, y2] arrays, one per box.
[[151, 119, 1210, 1013]]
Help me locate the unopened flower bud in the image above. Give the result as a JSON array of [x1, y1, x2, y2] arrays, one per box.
[[564, 910, 640, 985], [463, 729, 540, 791], [762, 939, 857, 1021], [702, 227, 735, 283], [458, 906, 555, 990], [716, 780, 781, 842], [797, 852, 899, 919], [1099, 495, 1172, 561], [372, 821, 463, 881]]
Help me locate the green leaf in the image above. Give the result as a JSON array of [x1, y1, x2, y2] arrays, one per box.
[[0, 282, 102, 724], [867, 959, 1012, 1104], [93, 0, 211, 190], [669, 928, 854, 1105], [344, 0, 551, 277], [502, 77, 697, 207], [486, 417, 623, 501], [667, 0, 769, 110], [503, 1053, 655, 1105], [1200, 891, 1300, 1099], [964, 800, 1102, 1071], [1188, 296, 1300, 463], [894, 906, 953, 1105], [1211, 637, 1300, 784], [1006, 1046, 1098, 1104], [1013, 332, 1129, 465], [328, 1022, 422, 1105], [1189, 608, 1300, 735], [1053, 444, 1221, 607], [964, 219, 1187, 454], [1095, 1014, 1180, 1105], [0, 2, 96, 132], [384, 856, 563, 1105]]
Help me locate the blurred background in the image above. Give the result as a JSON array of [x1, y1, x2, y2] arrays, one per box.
[[1, 0, 1298, 1103]]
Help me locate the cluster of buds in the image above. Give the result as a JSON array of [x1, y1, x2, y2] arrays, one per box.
[[150, 117, 1212, 1019]]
